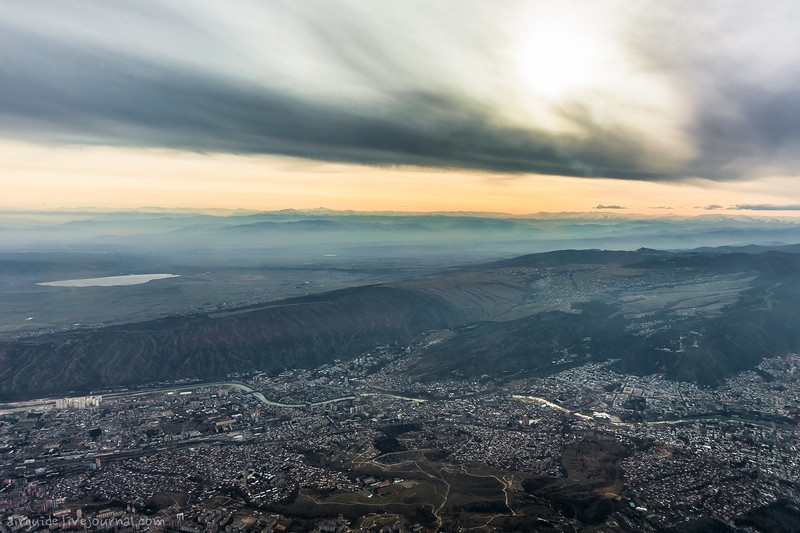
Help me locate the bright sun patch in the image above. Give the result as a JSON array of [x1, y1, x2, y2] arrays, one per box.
[[515, 21, 607, 100], [504, 4, 628, 134]]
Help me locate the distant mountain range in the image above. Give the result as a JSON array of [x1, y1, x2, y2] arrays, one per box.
[[2, 246, 800, 400], [4, 210, 800, 260]]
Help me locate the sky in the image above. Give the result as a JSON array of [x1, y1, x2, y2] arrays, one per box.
[[2, 0, 800, 215]]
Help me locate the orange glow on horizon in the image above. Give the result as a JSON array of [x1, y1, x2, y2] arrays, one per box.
[[2, 141, 800, 217]]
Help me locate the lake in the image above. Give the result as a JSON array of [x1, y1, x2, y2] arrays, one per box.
[[37, 274, 179, 287]]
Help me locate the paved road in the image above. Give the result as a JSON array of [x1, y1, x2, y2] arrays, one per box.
[[1, 381, 427, 413]]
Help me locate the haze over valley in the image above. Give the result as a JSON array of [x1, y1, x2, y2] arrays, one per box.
[[4, 209, 800, 339], [3, 210, 800, 401]]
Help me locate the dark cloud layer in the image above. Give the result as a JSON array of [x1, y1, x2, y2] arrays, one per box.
[[735, 204, 800, 211], [0, 30, 671, 180], [690, 81, 800, 179], [1, 1, 799, 182]]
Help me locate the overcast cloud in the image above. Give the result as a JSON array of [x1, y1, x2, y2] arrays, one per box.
[[735, 204, 800, 211], [1, 0, 799, 182]]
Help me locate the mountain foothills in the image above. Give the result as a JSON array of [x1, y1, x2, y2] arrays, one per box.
[[2, 247, 800, 400]]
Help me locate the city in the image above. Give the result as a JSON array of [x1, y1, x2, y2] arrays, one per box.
[[3, 340, 798, 532]]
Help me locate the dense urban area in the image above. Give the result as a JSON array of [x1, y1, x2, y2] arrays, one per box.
[[2, 336, 799, 532]]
